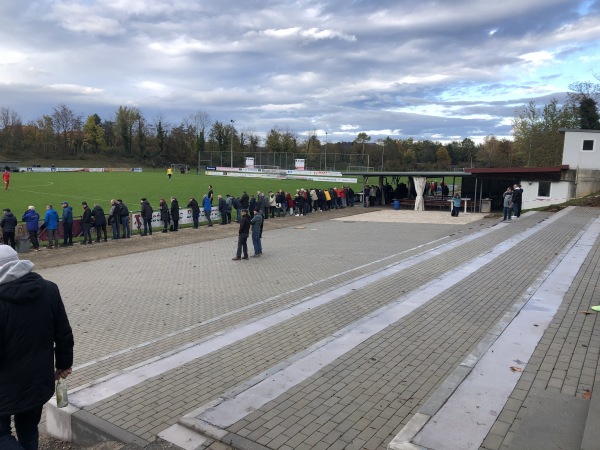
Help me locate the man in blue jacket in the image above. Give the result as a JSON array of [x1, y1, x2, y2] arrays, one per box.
[[202, 194, 213, 227], [21, 206, 40, 251], [0, 246, 74, 449], [60, 202, 73, 246], [44, 205, 59, 249]]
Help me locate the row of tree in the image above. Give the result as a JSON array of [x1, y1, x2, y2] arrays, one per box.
[[1, 80, 599, 170]]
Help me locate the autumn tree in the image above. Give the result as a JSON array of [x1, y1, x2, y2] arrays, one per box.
[[83, 114, 105, 154]]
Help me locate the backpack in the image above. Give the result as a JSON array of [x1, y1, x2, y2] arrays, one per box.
[[120, 203, 129, 217]]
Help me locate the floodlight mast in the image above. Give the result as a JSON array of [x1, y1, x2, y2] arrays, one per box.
[[230, 119, 235, 168]]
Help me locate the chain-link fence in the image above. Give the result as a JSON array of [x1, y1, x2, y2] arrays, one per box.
[[197, 152, 371, 172]]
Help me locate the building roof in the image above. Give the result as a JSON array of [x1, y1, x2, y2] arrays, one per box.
[[559, 128, 600, 134]]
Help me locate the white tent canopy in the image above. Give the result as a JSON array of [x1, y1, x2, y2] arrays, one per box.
[[414, 176, 427, 211]]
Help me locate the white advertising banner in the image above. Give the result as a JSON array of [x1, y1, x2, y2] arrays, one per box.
[[294, 159, 305, 170], [245, 157, 255, 169], [130, 207, 219, 230]]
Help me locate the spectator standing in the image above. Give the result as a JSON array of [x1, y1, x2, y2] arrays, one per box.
[[0, 246, 74, 450], [80, 202, 93, 245], [207, 185, 214, 204], [187, 197, 200, 229], [202, 194, 212, 227], [22, 206, 40, 251], [92, 203, 107, 242], [231, 195, 242, 223], [452, 193, 461, 217], [108, 200, 120, 239], [503, 187, 513, 222], [269, 191, 277, 218], [232, 210, 251, 260], [240, 191, 249, 210], [118, 200, 130, 238], [3, 169, 10, 190], [170, 197, 180, 231], [218, 195, 227, 225], [60, 202, 73, 246], [512, 184, 523, 218], [140, 198, 153, 235], [251, 208, 263, 257], [44, 205, 59, 249], [159, 198, 170, 233], [225, 195, 233, 224], [249, 195, 256, 218], [1, 209, 17, 249]]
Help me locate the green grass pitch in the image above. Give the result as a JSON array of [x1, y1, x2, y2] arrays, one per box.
[[3, 171, 364, 218]]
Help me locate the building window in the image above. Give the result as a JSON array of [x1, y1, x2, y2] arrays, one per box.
[[582, 140, 594, 151], [538, 181, 551, 197]]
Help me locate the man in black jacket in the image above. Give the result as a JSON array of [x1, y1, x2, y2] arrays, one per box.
[[170, 197, 180, 231], [187, 197, 200, 229], [0, 246, 74, 449], [233, 210, 251, 260], [80, 202, 93, 245], [140, 198, 154, 235], [0, 208, 17, 249]]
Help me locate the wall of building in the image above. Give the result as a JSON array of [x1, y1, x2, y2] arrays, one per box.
[[562, 131, 600, 169], [574, 169, 600, 197], [521, 180, 571, 210]]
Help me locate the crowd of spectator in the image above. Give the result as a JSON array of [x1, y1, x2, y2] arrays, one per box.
[[0, 185, 358, 250]]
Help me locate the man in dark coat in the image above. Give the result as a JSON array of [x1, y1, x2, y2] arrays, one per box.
[[187, 197, 200, 229], [140, 198, 154, 235], [91, 203, 107, 242], [231, 196, 242, 223], [60, 202, 73, 246], [218, 195, 227, 225], [240, 191, 249, 210], [0, 208, 17, 249], [0, 246, 74, 449], [80, 202, 93, 245], [170, 197, 180, 231], [232, 210, 251, 260]]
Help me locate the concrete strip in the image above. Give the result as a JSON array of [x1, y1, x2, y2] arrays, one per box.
[[412, 216, 600, 450], [163, 209, 565, 439], [156, 424, 210, 450], [66, 214, 508, 409]]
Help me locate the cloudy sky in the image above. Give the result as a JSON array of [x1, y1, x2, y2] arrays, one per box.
[[1, 0, 599, 143]]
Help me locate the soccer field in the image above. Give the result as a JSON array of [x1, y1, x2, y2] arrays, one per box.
[[3, 171, 363, 217]]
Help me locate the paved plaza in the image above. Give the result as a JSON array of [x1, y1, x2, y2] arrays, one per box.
[[29, 205, 600, 449]]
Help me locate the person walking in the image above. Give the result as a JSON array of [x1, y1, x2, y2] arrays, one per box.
[[140, 198, 153, 235], [187, 197, 200, 229], [80, 202, 93, 245], [503, 187, 513, 222], [167, 167, 173, 180], [22, 206, 40, 251], [2, 169, 10, 190], [170, 197, 180, 231], [60, 202, 73, 246], [0, 246, 74, 450], [1, 209, 17, 249], [251, 208, 263, 257], [44, 205, 59, 249], [232, 210, 251, 260], [202, 194, 213, 227], [91, 203, 107, 242]]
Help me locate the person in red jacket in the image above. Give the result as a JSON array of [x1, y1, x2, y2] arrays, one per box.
[[2, 169, 10, 190]]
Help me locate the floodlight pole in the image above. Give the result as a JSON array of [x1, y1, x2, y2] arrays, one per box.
[[230, 119, 235, 167], [325, 131, 328, 170]]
